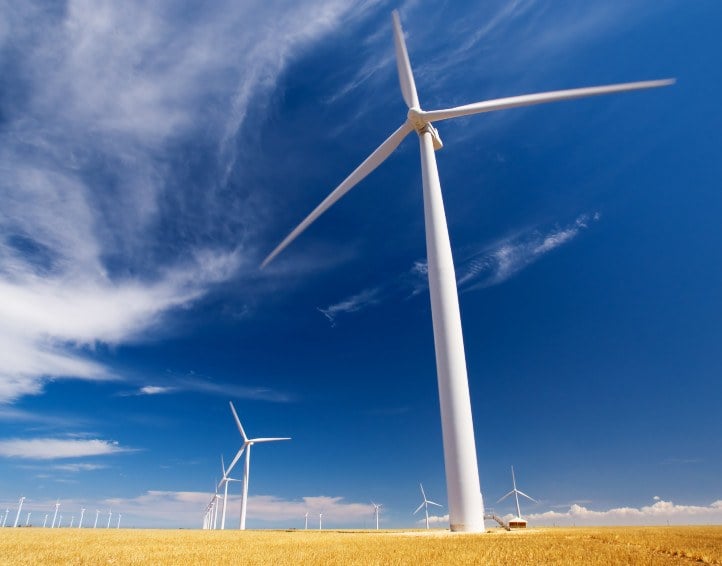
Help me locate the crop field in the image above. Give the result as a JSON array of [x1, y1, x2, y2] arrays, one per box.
[[1, 526, 720, 565]]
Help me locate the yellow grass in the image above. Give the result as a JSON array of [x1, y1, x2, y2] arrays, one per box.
[[1, 526, 721, 565]]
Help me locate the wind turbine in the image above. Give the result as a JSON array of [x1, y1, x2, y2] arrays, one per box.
[[414, 483, 443, 530], [1, 509, 7, 527], [51, 500, 60, 528], [43, 514, 48, 528], [58, 515, 63, 528], [304, 511, 309, 530], [94, 509, 100, 528], [79, 508, 85, 528], [218, 455, 242, 530], [13, 496, 25, 528], [318, 512, 323, 530], [107, 510, 112, 529], [225, 401, 290, 530], [371, 502, 382, 530], [25, 512, 31, 527], [260, 10, 673, 532], [117, 514, 122, 529], [497, 466, 536, 528], [70, 516, 75, 528]]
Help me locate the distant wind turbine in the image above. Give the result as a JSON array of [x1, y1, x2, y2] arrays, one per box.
[[51, 500, 60, 528], [13, 496, 25, 528], [43, 514, 48, 528], [497, 466, 536, 528], [261, 9, 673, 532], [218, 455, 242, 530], [25, 512, 31, 527], [414, 483, 443, 530], [94, 509, 100, 529], [58, 515, 63, 528], [1, 509, 7, 527], [319, 512, 323, 530], [79, 508, 85, 528], [70, 516, 75, 528], [371, 502, 382, 530], [117, 514, 122, 529], [304, 511, 309, 530], [107, 510, 112, 529], [224, 401, 290, 530]]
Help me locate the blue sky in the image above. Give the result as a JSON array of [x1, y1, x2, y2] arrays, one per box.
[[1, 0, 721, 529]]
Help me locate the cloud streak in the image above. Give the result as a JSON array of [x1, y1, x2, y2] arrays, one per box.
[[0, 437, 134, 460], [319, 213, 597, 324]]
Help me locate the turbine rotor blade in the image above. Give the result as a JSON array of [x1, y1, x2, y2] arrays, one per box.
[[391, 10, 419, 108], [261, 122, 413, 268], [225, 446, 246, 477], [229, 402, 249, 442], [517, 490, 536, 503], [250, 437, 291, 443], [413, 502, 425, 515], [422, 79, 675, 123], [426, 501, 443, 508], [497, 490, 514, 503]]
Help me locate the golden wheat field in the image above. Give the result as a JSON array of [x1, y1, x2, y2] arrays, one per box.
[[1, 526, 720, 565]]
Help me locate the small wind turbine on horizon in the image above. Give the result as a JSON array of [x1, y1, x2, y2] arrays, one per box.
[[94, 509, 100, 529], [224, 401, 290, 530], [79, 508, 85, 528], [304, 511, 309, 530], [414, 483, 443, 530], [13, 496, 25, 528], [107, 510, 112, 529], [260, 10, 673, 532], [371, 502, 383, 530], [497, 466, 536, 529], [51, 500, 60, 528]]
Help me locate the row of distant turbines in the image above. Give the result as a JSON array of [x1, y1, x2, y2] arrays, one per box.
[[0, 498, 122, 529]]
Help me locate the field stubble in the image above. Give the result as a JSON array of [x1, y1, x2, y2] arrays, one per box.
[[1, 526, 720, 565]]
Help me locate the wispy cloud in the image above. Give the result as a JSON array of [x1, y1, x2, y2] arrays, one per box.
[[528, 499, 722, 526], [1, 1, 374, 404], [0, 437, 134, 460], [318, 213, 597, 324]]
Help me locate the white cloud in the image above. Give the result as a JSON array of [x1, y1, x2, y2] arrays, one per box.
[[527, 499, 722, 526], [0, 437, 133, 460], [1, 1, 374, 404], [99, 491, 374, 528], [52, 463, 107, 472], [138, 386, 174, 396], [318, 287, 383, 325]]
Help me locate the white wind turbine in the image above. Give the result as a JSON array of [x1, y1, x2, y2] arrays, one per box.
[[261, 10, 673, 532], [25, 512, 31, 527], [371, 502, 382, 530], [218, 455, 242, 530], [224, 401, 290, 530], [51, 500, 60, 528], [94, 509, 100, 528], [497, 465, 536, 528], [43, 514, 48, 528], [414, 483, 443, 530], [79, 508, 85, 529], [117, 514, 122, 529], [106, 510, 112, 529], [1, 509, 8, 527], [318, 512, 323, 530], [304, 511, 309, 530], [13, 496, 25, 528]]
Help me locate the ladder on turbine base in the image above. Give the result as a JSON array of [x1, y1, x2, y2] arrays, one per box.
[[484, 509, 510, 531]]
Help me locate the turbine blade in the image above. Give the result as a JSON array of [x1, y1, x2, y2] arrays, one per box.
[[427, 500, 443, 508], [422, 79, 675, 123], [413, 502, 425, 515], [497, 490, 514, 503], [261, 122, 412, 268], [517, 490, 536, 503], [391, 10, 419, 108], [229, 402, 249, 442], [419, 483, 426, 499], [225, 446, 245, 477], [251, 437, 291, 443]]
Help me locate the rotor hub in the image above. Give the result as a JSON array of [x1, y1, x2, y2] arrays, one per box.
[[407, 107, 443, 150]]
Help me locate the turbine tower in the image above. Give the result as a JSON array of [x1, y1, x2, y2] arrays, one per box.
[[497, 466, 536, 528], [414, 483, 443, 530], [79, 508, 85, 528], [371, 502, 382, 530], [94, 509, 100, 528], [261, 10, 673, 532], [304, 511, 309, 530], [224, 401, 290, 530]]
